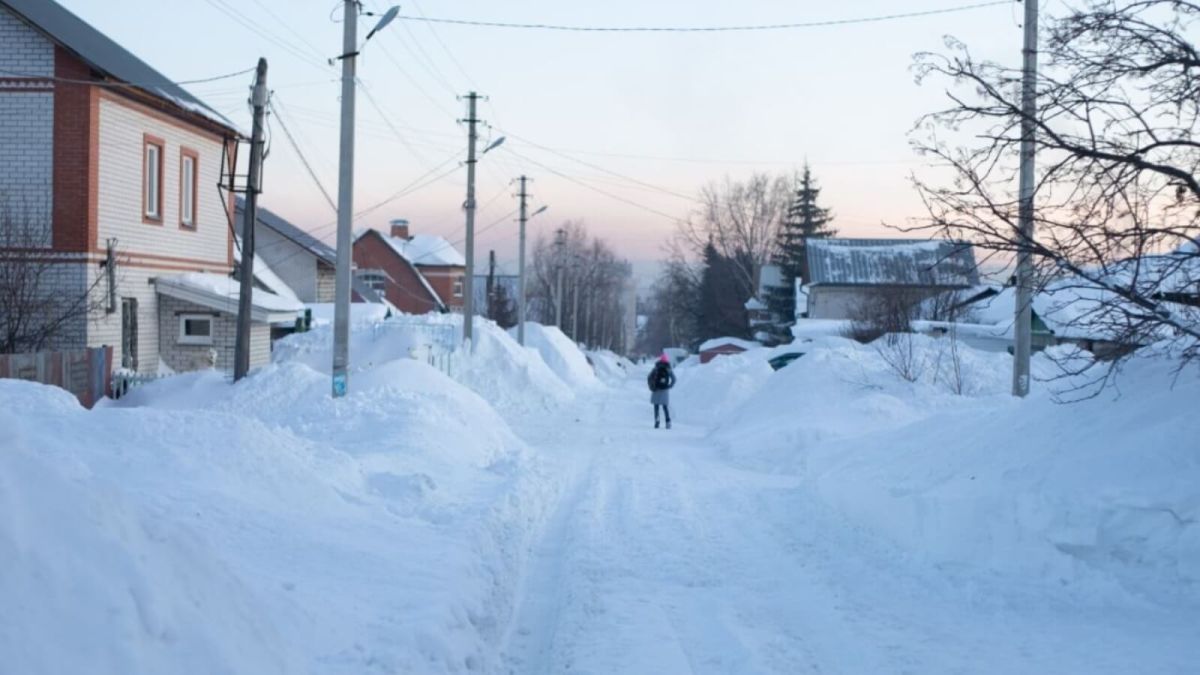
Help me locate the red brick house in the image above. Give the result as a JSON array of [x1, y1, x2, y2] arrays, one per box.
[[0, 0, 299, 374], [353, 219, 466, 315]]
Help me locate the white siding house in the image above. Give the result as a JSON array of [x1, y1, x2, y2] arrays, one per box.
[[0, 0, 299, 375]]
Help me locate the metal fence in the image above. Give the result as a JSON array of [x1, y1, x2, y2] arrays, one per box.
[[0, 346, 112, 408], [109, 370, 169, 400], [370, 317, 461, 377]]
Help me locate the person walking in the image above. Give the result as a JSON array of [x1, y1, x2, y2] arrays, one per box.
[[647, 353, 676, 429]]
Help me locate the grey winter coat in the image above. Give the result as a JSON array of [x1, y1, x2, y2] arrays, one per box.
[[647, 363, 676, 406]]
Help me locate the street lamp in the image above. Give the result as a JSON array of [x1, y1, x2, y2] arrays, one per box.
[[330, 2, 400, 399]]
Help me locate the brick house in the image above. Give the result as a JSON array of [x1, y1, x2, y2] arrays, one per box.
[[0, 0, 298, 374], [353, 219, 466, 314]]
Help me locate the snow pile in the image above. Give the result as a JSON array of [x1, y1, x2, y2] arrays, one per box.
[[710, 336, 1200, 602], [672, 351, 774, 425], [0, 383, 298, 675], [512, 322, 598, 389], [714, 334, 1016, 471], [3, 343, 555, 672], [459, 321, 575, 412], [586, 349, 634, 384], [811, 354, 1200, 603], [274, 313, 574, 413]]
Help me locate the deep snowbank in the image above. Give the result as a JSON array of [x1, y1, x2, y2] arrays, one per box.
[[586, 349, 635, 384], [707, 335, 1200, 603], [275, 314, 575, 412], [4, 349, 556, 672], [512, 322, 598, 389], [0, 383, 298, 675], [810, 354, 1200, 604], [672, 352, 775, 425]]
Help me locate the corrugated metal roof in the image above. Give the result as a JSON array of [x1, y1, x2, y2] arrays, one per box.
[[805, 238, 979, 288], [2, 0, 237, 132], [238, 198, 336, 265]]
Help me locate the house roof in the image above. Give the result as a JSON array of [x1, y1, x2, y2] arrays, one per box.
[[379, 231, 465, 267], [805, 238, 979, 288], [154, 273, 303, 324], [237, 198, 336, 266], [2, 0, 238, 133], [698, 337, 759, 352], [233, 239, 301, 303], [963, 282, 1129, 341]]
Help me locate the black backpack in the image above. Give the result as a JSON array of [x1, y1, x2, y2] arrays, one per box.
[[650, 365, 671, 390]]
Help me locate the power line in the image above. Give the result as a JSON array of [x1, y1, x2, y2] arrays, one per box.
[[252, 152, 463, 262], [269, 98, 337, 213], [393, 2, 1010, 33], [501, 130, 699, 203], [0, 65, 255, 87], [202, 0, 330, 72], [355, 78, 435, 168], [504, 147, 684, 223]]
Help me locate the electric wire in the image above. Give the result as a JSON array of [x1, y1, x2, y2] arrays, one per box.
[[269, 98, 338, 213], [0, 65, 256, 88], [391, 1, 1011, 32]]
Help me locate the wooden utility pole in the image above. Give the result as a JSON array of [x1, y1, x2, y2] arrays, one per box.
[[234, 57, 267, 382]]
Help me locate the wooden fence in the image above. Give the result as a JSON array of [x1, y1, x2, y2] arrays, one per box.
[[0, 346, 113, 409]]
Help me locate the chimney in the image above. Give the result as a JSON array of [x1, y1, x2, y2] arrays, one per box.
[[389, 218, 410, 240]]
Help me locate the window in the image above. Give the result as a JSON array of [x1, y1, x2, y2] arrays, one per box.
[[180, 149, 198, 229], [359, 269, 387, 292], [453, 276, 464, 298], [143, 135, 164, 222], [178, 314, 213, 345]]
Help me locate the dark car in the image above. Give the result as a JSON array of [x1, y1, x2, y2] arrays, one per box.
[[767, 352, 805, 371]]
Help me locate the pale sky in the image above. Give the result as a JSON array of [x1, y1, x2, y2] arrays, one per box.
[[61, 0, 1026, 279]]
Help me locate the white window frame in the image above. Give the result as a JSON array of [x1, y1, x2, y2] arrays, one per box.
[[145, 142, 162, 219], [181, 153, 196, 227], [178, 314, 214, 345], [453, 276, 464, 298], [359, 270, 387, 292]]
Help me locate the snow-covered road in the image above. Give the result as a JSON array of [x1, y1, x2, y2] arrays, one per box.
[[499, 376, 1199, 674]]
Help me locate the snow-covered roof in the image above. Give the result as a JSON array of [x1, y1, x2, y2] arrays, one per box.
[[154, 273, 303, 324], [233, 240, 301, 304], [806, 238, 979, 288], [3, 0, 239, 134], [380, 232, 465, 267], [699, 337, 759, 352], [240, 198, 335, 265], [965, 282, 1134, 341]]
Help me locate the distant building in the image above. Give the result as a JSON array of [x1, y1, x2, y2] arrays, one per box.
[[698, 337, 759, 364], [804, 238, 980, 320], [352, 219, 466, 315]]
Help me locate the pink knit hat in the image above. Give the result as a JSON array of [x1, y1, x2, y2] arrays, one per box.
[[658, 353, 670, 363]]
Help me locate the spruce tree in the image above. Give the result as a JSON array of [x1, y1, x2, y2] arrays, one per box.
[[697, 240, 750, 341], [766, 164, 835, 327]]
